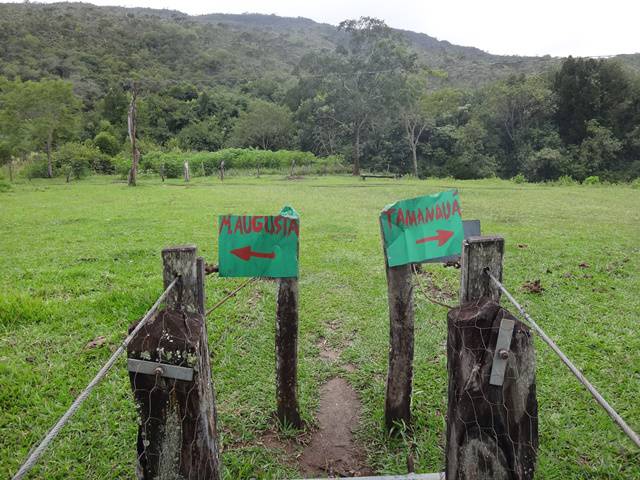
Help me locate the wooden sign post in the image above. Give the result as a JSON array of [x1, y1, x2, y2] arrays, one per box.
[[217, 206, 301, 429], [380, 191, 464, 430]]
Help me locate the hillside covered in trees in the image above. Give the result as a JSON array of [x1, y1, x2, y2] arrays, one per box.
[[1, 2, 639, 183]]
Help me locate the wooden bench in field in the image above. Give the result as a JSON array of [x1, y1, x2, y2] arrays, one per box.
[[360, 174, 399, 180]]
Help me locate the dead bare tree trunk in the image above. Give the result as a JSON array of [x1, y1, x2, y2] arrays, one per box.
[[127, 82, 140, 187], [183, 161, 190, 182], [46, 131, 53, 178], [352, 124, 361, 176]]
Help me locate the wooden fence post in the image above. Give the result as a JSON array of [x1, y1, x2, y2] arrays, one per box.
[[127, 245, 222, 480], [459, 235, 504, 304], [447, 237, 538, 479], [275, 277, 302, 428], [384, 261, 414, 431]]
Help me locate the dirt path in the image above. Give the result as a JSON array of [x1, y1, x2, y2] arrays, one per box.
[[298, 341, 372, 477]]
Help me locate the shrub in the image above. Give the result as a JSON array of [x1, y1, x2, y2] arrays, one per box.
[[23, 155, 50, 179], [584, 175, 600, 185], [93, 131, 121, 157], [112, 154, 131, 178], [0, 173, 10, 192], [512, 173, 526, 184], [523, 148, 571, 182], [55, 142, 108, 181], [138, 148, 342, 177], [631, 178, 640, 190], [553, 175, 578, 186]]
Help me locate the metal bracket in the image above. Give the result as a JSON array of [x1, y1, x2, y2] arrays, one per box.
[[127, 358, 194, 381], [489, 318, 515, 386]]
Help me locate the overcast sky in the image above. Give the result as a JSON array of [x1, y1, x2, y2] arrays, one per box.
[[14, 0, 640, 57]]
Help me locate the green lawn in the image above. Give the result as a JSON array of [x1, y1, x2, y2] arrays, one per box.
[[1, 175, 639, 479]]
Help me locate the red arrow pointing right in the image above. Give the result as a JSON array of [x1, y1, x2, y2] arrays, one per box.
[[415, 229, 454, 247], [231, 246, 276, 261]]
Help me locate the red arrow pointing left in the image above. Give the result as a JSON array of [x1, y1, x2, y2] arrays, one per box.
[[415, 229, 454, 247], [231, 246, 276, 261]]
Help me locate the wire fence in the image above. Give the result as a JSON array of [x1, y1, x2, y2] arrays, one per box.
[[11, 254, 639, 479], [485, 269, 640, 450], [11, 272, 257, 480]]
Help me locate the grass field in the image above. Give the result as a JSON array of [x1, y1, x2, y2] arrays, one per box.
[[1, 174, 639, 479]]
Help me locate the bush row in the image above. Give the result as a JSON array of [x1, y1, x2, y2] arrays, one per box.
[[136, 149, 347, 178], [21, 145, 348, 179]]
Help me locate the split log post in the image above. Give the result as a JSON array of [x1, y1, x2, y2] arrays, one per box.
[[127, 245, 221, 480], [446, 237, 538, 479], [219, 160, 224, 182], [275, 277, 302, 428], [381, 221, 414, 430]]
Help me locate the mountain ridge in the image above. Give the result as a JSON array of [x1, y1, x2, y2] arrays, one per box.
[[0, 1, 638, 103]]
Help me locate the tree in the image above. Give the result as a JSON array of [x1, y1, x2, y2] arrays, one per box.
[[55, 142, 106, 182], [575, 120, 622, 181], [228, 99, 293, 150], [0, 79, 80, 177], [399, 74, 432, 176], [481, 75, 555, 177], [294, 17, 417, 175], [177, 118, 225, 151], [93, 131, 120, 156]]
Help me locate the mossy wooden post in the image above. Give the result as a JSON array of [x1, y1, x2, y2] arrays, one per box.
[[447, 237, 538, 480], [127, 245, 221, 480], [381, 214, 415, 431], [275, 277, 302, 428]]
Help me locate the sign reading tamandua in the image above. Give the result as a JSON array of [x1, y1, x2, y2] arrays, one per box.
[[218, 206, 299, 278], [380, 190, 463, 267]]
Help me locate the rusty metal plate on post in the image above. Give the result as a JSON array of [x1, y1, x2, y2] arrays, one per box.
[[127, 358, 194, 381], [489, 318, 515, 386]]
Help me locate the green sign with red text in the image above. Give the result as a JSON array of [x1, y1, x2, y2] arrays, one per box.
[[380, 190, 463, 267], [218, 206, 299, 278]]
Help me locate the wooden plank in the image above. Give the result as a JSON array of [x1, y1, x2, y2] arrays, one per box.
[[275, 277, 302, 428], [459, 236, 504, 304]]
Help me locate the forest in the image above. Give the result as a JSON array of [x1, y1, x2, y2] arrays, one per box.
[[1, 3, 639, 184]]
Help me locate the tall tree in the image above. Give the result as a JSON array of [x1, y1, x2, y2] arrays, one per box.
[[0, 79, 80, 177], [295, 17, 417, 175], [228, 99, 293, 150]]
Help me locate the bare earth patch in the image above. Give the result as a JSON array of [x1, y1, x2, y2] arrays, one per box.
[[299, 377, 372, 477]]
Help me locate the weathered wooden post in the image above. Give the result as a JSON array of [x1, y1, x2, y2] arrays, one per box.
[[219, 160, 224, 182], [459, 235, 504, 303], [446, 236, 538, 479], [383, 257, 414, 430], [275, 278, 302, 428], [127, 245, 221, 480]]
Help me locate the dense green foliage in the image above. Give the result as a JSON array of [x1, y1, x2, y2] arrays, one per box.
[[1, 3, 639, 182], [139, 149, 347, 177], [1, 176, 639, 479]]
